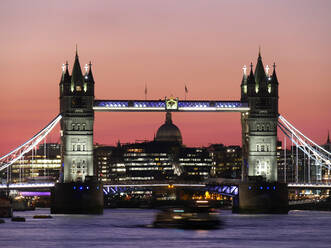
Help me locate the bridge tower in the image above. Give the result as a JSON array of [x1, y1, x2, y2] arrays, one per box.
[[59, 51, 95, 182], [52, 50, 103, 214], [237, 52, 287, 214], [241, 52, 279, 182]]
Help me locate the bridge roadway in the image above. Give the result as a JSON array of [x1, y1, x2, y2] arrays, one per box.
[[2, 181, 331, 190]]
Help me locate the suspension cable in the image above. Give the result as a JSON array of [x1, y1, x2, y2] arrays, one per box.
[[278, 116, 331, 168], [0, 114, 62, 172]]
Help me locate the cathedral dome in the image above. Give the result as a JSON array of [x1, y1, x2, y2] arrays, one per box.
[[155, 112, 182, 144]]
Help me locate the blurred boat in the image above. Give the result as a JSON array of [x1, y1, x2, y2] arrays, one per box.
[[153, 200, 221, 229], [0, 191, 12, 218], [12, 195, 35, 211]]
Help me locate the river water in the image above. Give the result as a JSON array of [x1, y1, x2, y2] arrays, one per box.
[[1, 208, 331, 248]]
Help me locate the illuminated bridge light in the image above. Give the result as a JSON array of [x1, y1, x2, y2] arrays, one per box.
[[93, 100, 249, 111], [98, 101, 129, 108]]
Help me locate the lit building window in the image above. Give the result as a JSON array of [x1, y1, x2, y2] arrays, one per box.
[[261, 145, 265, 152]]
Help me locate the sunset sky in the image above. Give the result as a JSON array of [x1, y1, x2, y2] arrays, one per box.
[[0, 0, 330, 155]]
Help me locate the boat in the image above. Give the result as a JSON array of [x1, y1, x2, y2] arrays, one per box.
[[153, 200, 221, 229], [33, 215, 52, 219], [11, 216, 25, 222], [0, 191, 12, 218], [12, 195, 35, 211]]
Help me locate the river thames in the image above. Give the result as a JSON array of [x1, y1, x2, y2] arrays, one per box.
[[1, 209, 331, 248]]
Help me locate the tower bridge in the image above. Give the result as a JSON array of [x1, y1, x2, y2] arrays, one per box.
[[1, 49, 330, 214]]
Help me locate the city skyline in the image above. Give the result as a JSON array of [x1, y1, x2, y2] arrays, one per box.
[[1, 0, 330, 156]]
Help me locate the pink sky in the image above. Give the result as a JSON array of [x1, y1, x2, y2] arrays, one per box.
[[0, 0, 330, 155]]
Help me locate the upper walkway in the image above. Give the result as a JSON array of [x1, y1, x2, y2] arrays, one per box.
[[93, 99, 249, 112]]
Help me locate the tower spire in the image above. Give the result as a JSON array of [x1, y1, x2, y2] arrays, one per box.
[[254, 49, 266, 91], [241, 65, 247, 84], [327, 130, 330, 144], [271, 63, 279, 85], [166, 112, 172, 124], [87, 61, 95, 84], [71, 47, 84, 88]]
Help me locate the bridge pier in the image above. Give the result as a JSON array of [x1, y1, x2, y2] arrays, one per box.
[[233, 181, 288, 214], [51, 177, 103, 214]]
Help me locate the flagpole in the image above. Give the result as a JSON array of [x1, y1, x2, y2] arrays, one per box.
[[184, 85, 188, 100], [144, 83, 147, 100]]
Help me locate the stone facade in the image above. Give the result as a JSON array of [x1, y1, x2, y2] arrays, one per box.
[[59, 52, 95, 182], [241, 52, 279, 182]]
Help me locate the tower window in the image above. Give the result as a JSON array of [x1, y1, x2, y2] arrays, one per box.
[[72, 144, 76, 151], [77, 144, 81, 151], [72, 124, 75, 130], [261, 145, 265, 152], [82, 124, 86, 130], [257, 145, 260, 152], [77, 124, 80, 131]]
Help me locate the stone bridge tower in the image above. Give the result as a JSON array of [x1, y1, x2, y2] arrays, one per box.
[[59, 51, 95, 182], [241, 52, 279, 182]]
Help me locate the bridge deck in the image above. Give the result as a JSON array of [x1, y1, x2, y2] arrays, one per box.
[[93, 100, 249, 112]]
